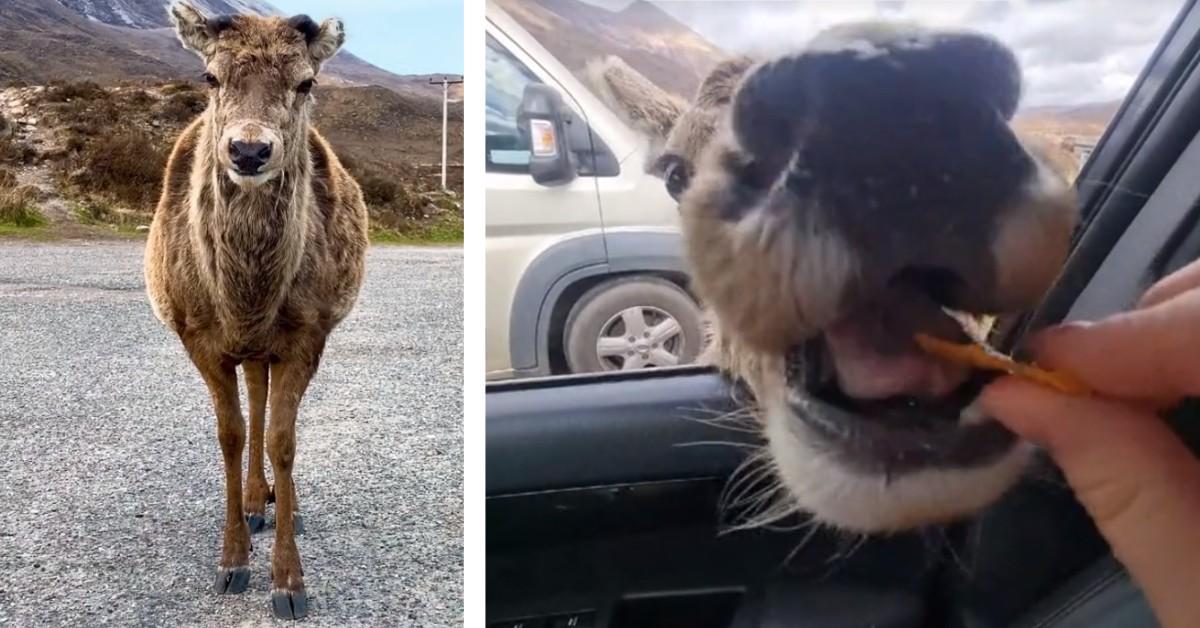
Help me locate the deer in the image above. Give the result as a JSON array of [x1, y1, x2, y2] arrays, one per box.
[[144, 2, 368, 619], [587, 23, 1079, 534]]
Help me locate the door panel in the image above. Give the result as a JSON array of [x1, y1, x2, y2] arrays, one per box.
[[485, 30, 603, 375]]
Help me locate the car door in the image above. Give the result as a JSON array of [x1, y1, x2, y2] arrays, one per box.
[[485, 26, 604, 377], [485, 3, 1200, 627]]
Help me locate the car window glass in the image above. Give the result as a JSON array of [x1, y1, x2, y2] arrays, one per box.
[[486, 34, 542, 171], [486, 0, 1186, 383]]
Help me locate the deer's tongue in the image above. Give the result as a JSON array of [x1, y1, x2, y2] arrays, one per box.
[[822, 287, 971, 400]]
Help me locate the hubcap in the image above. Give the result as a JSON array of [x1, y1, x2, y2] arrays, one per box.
[[595, 306, 685, 371]]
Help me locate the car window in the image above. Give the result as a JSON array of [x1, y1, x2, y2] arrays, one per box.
[[486, 34, 542, 172], [486, 0, 1185, 383]]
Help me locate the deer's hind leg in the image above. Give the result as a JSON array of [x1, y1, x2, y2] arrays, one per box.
[[243, 360, 272, 533], [192, 354, 252, 595]]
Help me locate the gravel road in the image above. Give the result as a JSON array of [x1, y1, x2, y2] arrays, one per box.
[[0, 241, 463, 627]]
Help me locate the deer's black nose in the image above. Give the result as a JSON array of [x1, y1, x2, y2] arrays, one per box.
[[229, 140, 272, 173]]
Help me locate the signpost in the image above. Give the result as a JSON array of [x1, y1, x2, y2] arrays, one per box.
[[430, 75, 464, 191]]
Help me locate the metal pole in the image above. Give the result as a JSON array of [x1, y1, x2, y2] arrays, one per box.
[[441, 78, 448, 191], [429, 76, 462, 192]]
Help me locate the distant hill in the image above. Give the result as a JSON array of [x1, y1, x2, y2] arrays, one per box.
[[57, 0, 276, 29], [1015, 101, 1121, 137], [495, 0, 725, 99], [1013, 100, 1120, 181], [0, 0, 459, 100], [0, 1, 463, 240]]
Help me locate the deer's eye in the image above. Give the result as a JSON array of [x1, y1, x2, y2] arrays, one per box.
[[203, 72, 220, 88], [296, 78, 316, 94], [661, 155, 692, 202]]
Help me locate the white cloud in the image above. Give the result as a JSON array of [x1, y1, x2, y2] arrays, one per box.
[[649, 0, 1186, 107]]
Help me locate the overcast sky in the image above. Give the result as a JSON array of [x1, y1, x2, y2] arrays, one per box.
[[590, 0, 1185, 108]]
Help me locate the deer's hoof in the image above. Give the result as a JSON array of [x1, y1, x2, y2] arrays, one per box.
[[246, 513, 266, 534], [271, 588, 308, 620], [214, 566, 250, 594], [293, 514, 305, 536]]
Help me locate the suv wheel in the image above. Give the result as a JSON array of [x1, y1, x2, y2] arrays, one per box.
[[563, 277, 704, 373]]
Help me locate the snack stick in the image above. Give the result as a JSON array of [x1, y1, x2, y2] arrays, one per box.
[[914, 333, 1092, 396]]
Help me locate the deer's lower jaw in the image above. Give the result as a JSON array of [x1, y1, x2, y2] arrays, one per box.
[[763, 385, 1032, 532], [752, 285, 1030, 532], [758, 336, 1027, 533], [227, 168, 279, 188]]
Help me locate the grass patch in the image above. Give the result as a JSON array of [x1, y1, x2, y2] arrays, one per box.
[[71, 199, 147, 228], [0, 183, 46, 227], [370, 212, 463, 245], [159, 89, 206, 123], [0, 223, 52, 239], [42, 81, 108, 103], [69, 128, 166, 209]]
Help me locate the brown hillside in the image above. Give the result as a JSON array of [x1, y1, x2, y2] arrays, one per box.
[[1014, 101, 1120, 182], [0, 81, 462, 239], [495, 0, 725, 99]]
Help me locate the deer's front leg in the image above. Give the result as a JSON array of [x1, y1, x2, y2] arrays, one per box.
[[194, 357, 252, 595], [266, 356, 317, 620], [243, 360, 272, 534]]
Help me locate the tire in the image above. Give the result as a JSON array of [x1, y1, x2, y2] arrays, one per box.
[[563, 276, 704, 374]]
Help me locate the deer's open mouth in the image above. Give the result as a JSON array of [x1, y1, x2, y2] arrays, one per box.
[[784, 282, 1017, 476]]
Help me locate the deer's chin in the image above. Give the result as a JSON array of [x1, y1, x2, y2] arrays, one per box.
[[753, 360, 1031, 533], [227, 168, 280, 188]]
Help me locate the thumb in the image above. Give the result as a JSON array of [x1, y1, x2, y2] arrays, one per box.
[[981, 377, 1200, 627]]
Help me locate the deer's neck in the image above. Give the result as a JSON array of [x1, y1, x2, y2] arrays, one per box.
[[188, 113, 314, 341]]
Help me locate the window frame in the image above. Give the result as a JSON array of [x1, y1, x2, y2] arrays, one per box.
[[484, 33, 620, 178]]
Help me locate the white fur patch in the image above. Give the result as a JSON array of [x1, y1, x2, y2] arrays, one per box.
[[806, 21, 940, 59], [989, 153, 1076, 309], [763, 391, 1033, 533], [227, 169, 280, 187], [732, 158, 860, 332]]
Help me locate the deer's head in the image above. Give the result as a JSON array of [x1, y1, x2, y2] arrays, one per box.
[[170, 2, 344, 188], [592, 23, 1078, 532]]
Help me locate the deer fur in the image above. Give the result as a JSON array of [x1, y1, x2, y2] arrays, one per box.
[[587, 24, 1078, 533], [144, 2, 367, 619]]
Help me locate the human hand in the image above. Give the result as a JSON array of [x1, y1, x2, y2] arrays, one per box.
[[980, 257, 1200, 628]]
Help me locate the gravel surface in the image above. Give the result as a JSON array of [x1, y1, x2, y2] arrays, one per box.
[[0, 241, 463, 627]]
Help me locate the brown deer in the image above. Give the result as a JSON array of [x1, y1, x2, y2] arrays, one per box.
[[144, 2, 368, 619], [589, 23, 1079, 533]]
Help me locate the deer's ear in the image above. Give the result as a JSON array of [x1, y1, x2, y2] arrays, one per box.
[[288, 15, 344, 68], [310, 17, 346, 67], [585, 56, 686, 151], [693, 57, 754, 107], [170, 2, 226, 58]]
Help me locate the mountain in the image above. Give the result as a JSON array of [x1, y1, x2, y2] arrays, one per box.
[[0, 1, 463, 240], [58, 0, 274, 28], [1012, 100, 1121, 182], [0, 0, 457, 100], [494, 0, 725, 99], [1015, 101, 1121, 137]]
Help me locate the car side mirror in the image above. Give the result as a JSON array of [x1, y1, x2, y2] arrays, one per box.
[[517, 84, 577, 186]]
